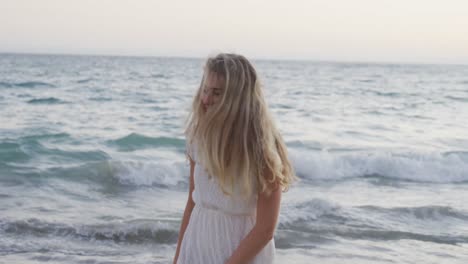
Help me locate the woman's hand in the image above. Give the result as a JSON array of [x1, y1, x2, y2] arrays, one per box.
[[224, 179, 281, 264]]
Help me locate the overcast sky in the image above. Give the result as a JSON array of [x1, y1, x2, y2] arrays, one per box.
[[1, 0, 468, 63]]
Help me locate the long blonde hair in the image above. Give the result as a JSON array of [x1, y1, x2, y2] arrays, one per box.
[[185, 53, 296, 197]]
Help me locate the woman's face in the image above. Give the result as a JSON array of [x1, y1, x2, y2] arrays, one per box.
[[201, 73, 224, 112]]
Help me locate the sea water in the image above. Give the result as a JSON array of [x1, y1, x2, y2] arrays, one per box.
[[1, 53, 467, 263]]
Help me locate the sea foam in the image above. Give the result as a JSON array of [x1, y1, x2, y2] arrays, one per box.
[[291, 149, 468, 183]]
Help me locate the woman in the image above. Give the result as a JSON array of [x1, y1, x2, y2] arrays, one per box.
[[173, 53, 296, 264]]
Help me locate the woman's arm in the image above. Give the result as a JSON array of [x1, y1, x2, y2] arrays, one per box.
[[173, 158, 196, 264], [225, 180, 282, 264]]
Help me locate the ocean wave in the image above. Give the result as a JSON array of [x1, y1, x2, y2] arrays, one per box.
[[1, 136, 109, 166], [5, 159, 189, 189], [275, 228, 468, 248], [0, 133, 75, 164], [110, 160, 187, 187], [358, 205, 468, 221], [3, 145, 468, 187], [151, 73, 166, 79], [277, 200, 468, 246], [0, 81, 55, 88], [279, 201, 468, 228], [291, 149, 468, 183], [357, 79, 375, 83], [445, 95, 468, 102], [19, 132, 72, 142], [76, 78, 94, 84], [372, 91, 401, 97], [279, 199, 340, 227], [27, 97, 67, 104], [88, 96, 113, 101], [317, 227, 467, 245], [0, 218, 178, 244], [0, 142, 31, 163], [106, 133, 185, 151], [0, 81, 13, 88]]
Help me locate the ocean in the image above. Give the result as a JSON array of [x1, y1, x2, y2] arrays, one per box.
[[1, 53, 467, 263]]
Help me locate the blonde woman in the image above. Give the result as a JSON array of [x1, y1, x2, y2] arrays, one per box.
[[173, 53, 296, 264]]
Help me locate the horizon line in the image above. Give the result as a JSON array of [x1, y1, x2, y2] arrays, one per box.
[[1, 50, 467, 67]]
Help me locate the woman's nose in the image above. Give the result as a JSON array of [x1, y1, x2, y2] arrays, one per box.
[[202, 94, 212, 105]]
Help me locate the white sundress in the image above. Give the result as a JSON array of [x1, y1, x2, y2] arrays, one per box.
[[177, 144, 275, 264]]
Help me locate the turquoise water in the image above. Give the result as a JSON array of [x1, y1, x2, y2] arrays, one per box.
[[1, 53, 468, 263]]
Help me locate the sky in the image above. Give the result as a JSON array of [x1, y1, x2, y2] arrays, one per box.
[[1, 0, 468, 64]]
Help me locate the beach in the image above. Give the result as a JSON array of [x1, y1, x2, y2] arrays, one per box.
[[1, 53, 468, 263]]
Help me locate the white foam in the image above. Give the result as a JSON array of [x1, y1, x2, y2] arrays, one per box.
[[105, 149, 468, 187], [290, 149, 468, 183], [279, 198, 340, 226], [110, 160, 188, 187]]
